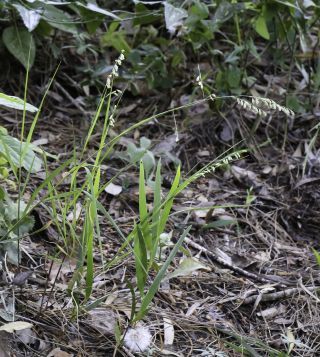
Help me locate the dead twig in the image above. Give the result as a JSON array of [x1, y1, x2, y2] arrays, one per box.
[[184, 237, 289, 288], [242, 286, 320, 305]]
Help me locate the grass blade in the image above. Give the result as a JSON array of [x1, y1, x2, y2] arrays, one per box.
[[152, 160, 162, 241], [149, 160, 162, 266], [134, 225, 191, 321], [158, 165, 180, 236], [134, 224, 148, 296], [84, 169, 99, 300], [85, 202, 95, 300], [139, 160, 151, 249]]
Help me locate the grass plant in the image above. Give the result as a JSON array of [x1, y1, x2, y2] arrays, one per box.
[[0, 54, 297, 354]]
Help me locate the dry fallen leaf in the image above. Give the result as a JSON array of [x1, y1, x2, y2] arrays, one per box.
[[86, 308, 116, 335], [164, 258, 210, 281], [286, 328, 295, 354], [123, 324, 152, 352], [67, 202, 82, 221], [0, 321, 33, 333], [12, 270, 33, 286], [48, 258, 77, 284], [15, 327, 37, 345], [231, 165, 261, 187], [47, 347, 73, 357], [257, 304, 286, 319], [163, 317, 174, 345], [197, 149, 210, 157], [0, 332, 10, 357], [185, 302, 200, 317], [104, 182, 123, 196], [0, 296, 14, 322]]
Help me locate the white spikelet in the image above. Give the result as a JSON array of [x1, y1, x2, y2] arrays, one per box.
[[124, 325, 152, 352], [106, 50, 125, 88], [106, 75, 112, 89]]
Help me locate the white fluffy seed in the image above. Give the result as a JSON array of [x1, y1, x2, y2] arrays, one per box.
[[123, 326, 152, 352]]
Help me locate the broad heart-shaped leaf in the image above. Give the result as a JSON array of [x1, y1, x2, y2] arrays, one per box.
[[2, 27, 35, 69], [75, 2, 120, 20], [164, 2, 187, 34], [41, 4, 78, 34], [0, 133, 42, 173], [12, 4, 41, 32], [0, 92, 38, 112], [74, 4, 103, 34]]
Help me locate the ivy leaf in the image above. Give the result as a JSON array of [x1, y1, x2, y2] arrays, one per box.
[[2, 27, 36, 69]]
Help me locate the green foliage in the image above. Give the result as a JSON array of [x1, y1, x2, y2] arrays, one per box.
[[117, 136, 156, 179], [0, 92, 38, 112], [134, 225, 191, 322], [313, 249, 320, 267], [0, 92, 42, 174], [2, 26, 35, 69], [0, 0, 119, 68], [0, 188, 34, 265], [101, 22, 131, 53], [1, 0, 318, 105], [133, 160, 181, 301], [0, 53, 296, 351], [0, 129, 42, 173], [0, 91, 42, 265]]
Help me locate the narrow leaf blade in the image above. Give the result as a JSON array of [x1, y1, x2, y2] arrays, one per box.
[[139, 160, 151, 249], [134, 225, 148, 296], [158, 165, 180, 235], [135, 225, 191, 321]]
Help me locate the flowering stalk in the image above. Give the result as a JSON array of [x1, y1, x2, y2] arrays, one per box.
[[236, 96, 294, 118]]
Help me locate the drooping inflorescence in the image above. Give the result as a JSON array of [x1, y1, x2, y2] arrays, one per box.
[[195, 149, 247, 179], [236, 98, 268, 117], [251, 97, 294, 117], [236, 96, 294, 118]]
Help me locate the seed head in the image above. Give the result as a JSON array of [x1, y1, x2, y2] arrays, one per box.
[[106, 50, 126, 88], [106, 75, 112, 89], [236, 98, 267, 117], [195, 150, 247, 178], [237, 96, 294, 118], [124, 325, 152, 352]]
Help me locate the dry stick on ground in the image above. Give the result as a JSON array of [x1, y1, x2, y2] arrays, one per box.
[[55, 81, 88, 114], [298, 278, 320, 303], [241, 285, 320, 305], [184, 237, 289, 288]]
